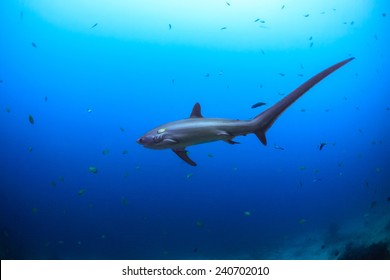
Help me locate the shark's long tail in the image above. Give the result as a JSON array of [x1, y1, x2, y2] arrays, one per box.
[[251, 57, 355, 145]]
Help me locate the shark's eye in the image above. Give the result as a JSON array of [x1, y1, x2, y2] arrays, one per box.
[[153, 134, 164, 143]]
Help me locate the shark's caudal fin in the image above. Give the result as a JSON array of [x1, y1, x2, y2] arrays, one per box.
[[251, 57, 354, 145]]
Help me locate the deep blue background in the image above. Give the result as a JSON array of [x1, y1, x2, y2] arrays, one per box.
[[1, 0, 389, 259]]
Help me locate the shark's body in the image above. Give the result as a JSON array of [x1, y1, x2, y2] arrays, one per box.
[[137, 57, 354, 166]]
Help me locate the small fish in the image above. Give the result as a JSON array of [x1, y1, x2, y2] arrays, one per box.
[[251, 102, 266, 109], [91, 23, 98, 28], [122, 150, 128, 155], [6, 107, 11, 113], [0, 79, 3, 83], [387, 197, 390, 202], [168, 24, 172, 30], [374, 34, 378, 40], [310, 42, 313, 47], [220, 27, 227, 30], [370, 201, 377, 209], [309, 36, 313, 40], [274, 144, 285, 150], [172, 79, 175, 84], [28, 114, 34, 124], [297, 74, 304, 77], [32, 42, 37, 48], [254, 18, 260, 22], [226, 1, 230, 6], [312, 178, 322, 183], [281, 5, 285, 10], [300, 108, 306, 112], [87, 108, 93, 113], [205, 73, 210, 77], [303, 14, 310, 17], [382, 13, 386, 17], [88, 166, 98, 174], [299, 218, 306, 224], [243, 211, 251, 216], [207, 153, 213, 158], [120, 127, 125, 132], [28, 147, 33, 152], [260, 49, 265, 55], [102, 149, 110, 155], [278, 73, 285, 76], [186, 173, 193, 179], [78, 189, 86, 196], [44, 96, 47, 102], [350, 21, 354, 25], [319, 142, 327, 150]]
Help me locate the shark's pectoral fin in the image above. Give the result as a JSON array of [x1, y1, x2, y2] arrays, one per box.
[[172, 148, 197, 166], [255, 131, 267, 145], [225, 139, 240, 144]]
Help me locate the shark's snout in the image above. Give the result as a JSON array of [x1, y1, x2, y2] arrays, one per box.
[[136, 137, 144, 144]]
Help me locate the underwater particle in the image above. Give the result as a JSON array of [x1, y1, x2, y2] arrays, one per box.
[[278, 73, 285, 76], [195, 220, 204, 228], [374, 34, 378, 40], [205, 73, 210, 77], [243, 211, 251, 216], [28, 114, 34, 124], [77, 188, 86, 196], [32, 207, 38, 214], [20, 11, 23, 20], [220, 26, 227, 30], [50, 181, 56, 187], [124, 171, 129, 178], [297, 74, 304, 77], [122, 150, 128, 155], [32, 42, 37, 48], [375, 167, 381, 173], [310, 42, 313, 47], [233, 167, 238, 172], [101, 234, 106, 239], [186, 173, 193, 179], [91, 23, 98, 28], [387, 197, 390, 202], [299, 218, 306, 224], [28, 147, 33, 152], [312, 178, 322, 183], [171, 79, 175, 84], [59, 176, 64, 182], [370, 201, 377, 209], [299, 166, 306, 170], [0, 79, 3, 83], [44, 96, 47, 102], [300, 108, 306, 112], [207, 153, 213, 158], [168, 23, 172, 30], [6, 106, 11, 113], [321, 244, 325, 249], [88, 166, 98, 174], [319, 142, 327, 150], [251, 102, 266, 109], [350, 21, 354, 25], [382, 13, 386, 17], [309, 36, 313, 40], [303, 14, 310, 17], [102, 149, 110, 155], [119, 126, 125, 132], [87, 108, 93, 113], [260, 49, 265, 55]]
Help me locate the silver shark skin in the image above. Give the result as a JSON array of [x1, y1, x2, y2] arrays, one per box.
[[137, 57, 354, 166]]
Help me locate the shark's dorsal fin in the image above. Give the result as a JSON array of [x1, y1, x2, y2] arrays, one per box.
[[172, 148, 197, 166], [190, 103, 203, 118]]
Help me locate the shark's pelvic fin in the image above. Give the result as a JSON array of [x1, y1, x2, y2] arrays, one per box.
[[172, 148, 197, 166], [190, 103, 203, 118]]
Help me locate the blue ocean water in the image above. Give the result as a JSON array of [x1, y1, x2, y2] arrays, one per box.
[[1, 0, 389, 260]]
